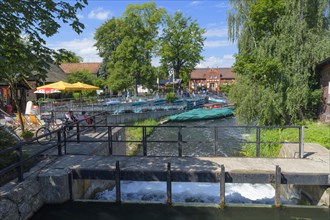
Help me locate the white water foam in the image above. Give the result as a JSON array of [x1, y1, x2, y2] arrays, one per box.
[[95, 181, 295, 204]]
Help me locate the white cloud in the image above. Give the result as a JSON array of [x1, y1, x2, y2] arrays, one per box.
[[77, 14, 84, 19], [204, 28, 228, 38], [215, 2, 229, 9], [189, 1, 203, 7], [49, 38, 101, 62], [204, 40, 230, 47], [197, 55, 235, 68], [88, 7, 111, 20]]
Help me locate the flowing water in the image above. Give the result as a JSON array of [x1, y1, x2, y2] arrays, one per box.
[[146, 117, 247, 157], [31, 117, 328, 219]]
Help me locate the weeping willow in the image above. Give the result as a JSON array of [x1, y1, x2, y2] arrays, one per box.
[[228, 0, 330, 125]]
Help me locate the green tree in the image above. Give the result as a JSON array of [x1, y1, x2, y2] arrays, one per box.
[[159, 12, 205, 85], [95, 2, 165, 95], [54, 48, 83, 64], [228, 0, 330, 125], [0, 0, 86, 131], [67, 69, 100, 97]]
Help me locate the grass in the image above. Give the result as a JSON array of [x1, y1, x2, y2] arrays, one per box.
[[241, 121, 330, 157], [126, 119, 160, 155]]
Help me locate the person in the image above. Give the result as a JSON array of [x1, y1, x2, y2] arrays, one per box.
[[82, 111, 93, 125], [65, 111, 77, 130], [67, 111, 77, 122]]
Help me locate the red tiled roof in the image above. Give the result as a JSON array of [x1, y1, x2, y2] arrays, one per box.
[[60, 63, 101, 74], [190, 68, 235, 79]]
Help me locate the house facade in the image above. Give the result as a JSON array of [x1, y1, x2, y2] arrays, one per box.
[[316, 58, 330, 123], [189, 68, 235, 92]]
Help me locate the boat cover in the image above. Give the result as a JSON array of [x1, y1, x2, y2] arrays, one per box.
[[168, 107, 234, 121]]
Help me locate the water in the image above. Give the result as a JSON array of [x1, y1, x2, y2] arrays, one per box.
[[95, 181, 284, 204], [147, 117, 248, 157], [31, 117, 324, 219], [31, 202, 330, 220]]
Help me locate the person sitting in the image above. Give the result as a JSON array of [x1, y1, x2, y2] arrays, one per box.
[[82, 111, 93, 125], [65, 111, 77, 130]]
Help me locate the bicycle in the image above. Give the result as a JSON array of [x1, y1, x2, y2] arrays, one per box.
[[36, 116, 68, 145]]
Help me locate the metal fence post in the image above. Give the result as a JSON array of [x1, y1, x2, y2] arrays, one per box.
[[16, 146, 24, 182], [108, 126, 112, 155], [299, 126, 304, 158], [167, 162, 172, 205], [63, 128, 67, 154], [256, 127, 260, 157], [115, 161, 121, 203], [142, 126, 147, 156], [275, 165, 281, 207], [76, 121, 80, 143], [57, 130, 62, 156], [178, 127, 182, 157], [220, 164, 225, 208]]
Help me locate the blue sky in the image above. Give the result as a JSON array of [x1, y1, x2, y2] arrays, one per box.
[[46, 0, 237, 67]]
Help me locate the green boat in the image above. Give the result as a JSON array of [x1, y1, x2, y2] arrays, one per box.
[[168, 107, 234, 122]]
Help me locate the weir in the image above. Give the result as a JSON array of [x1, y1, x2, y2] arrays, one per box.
[[1, 113, 329, 219]]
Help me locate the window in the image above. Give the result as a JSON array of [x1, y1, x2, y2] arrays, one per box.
[[210, 75, 213, 79]]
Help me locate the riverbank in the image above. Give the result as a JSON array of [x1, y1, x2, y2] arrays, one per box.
[[241, 121, 330, 157]]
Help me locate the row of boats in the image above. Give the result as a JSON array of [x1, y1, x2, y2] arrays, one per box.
[[168, 96, 234, 122]]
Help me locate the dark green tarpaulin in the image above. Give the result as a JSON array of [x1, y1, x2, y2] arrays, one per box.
[[168, 107, 234, 121]]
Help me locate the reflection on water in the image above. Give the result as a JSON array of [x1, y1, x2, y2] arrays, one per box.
[[31, 202, 330, 220]]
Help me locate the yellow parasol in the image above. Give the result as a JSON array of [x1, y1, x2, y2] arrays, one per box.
[[37, 81, 81, 91], [71, 82, 99, 90]]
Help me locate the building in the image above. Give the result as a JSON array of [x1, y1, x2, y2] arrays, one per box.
[[316, 58, 330, 123], [0, 64, 67, 113], [59, 63, 101, 75], [189, 68, 235, 92]]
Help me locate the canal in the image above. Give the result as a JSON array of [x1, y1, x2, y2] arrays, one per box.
[[31, 117, 328, 219]]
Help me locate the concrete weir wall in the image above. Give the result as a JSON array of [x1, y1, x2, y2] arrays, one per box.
[[279, 143, 330, 207], [0, 128, 125, 220]]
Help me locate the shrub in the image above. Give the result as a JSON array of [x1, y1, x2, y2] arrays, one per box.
[[21, 130, 34, 140], [166, 92, 177, 103]]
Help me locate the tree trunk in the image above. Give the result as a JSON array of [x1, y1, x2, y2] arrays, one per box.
[[11, 85, 25, 131]]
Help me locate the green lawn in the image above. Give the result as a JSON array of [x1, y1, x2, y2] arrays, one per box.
[[241, 121, 330, 157]]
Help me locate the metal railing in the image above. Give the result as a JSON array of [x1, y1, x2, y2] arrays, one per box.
[[96, 125, 304, 158], [0, 112, 305, 183], [0, 112, 106, 183]]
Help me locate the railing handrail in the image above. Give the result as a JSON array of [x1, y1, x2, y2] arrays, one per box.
[[0, 112, 304, 183]]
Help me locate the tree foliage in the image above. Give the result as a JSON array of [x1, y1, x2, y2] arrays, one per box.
[[228, 0, 330, 125], [0, 0, 86, 130], [95, 2, 165, 95], [159, 12, 205, 85], [54, 48, 83, 64]]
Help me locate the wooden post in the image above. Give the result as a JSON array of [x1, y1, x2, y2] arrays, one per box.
[[220, 164, 225, 208], [167, 162, 172, 205], [275, 165, 281, 207], [115, 161, 121, 203]]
